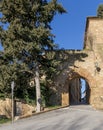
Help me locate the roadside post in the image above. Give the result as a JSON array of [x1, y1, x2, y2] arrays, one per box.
[[11, 81, 15, 124]]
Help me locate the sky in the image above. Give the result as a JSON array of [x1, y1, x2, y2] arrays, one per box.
[[0, 0, 103, 50], [51, 0, 103, 50]]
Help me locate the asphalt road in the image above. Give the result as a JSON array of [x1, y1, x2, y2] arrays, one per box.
[[0, 105, 103, 130]]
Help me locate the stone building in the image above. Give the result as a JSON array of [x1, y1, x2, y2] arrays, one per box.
[[49, 17, 103, 109]]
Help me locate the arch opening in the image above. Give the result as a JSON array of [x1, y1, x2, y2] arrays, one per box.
[[69, 78, 90, 105]]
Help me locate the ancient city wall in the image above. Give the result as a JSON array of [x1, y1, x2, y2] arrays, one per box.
[[1, 17, 103, 118], [50, 17, 103, 110]]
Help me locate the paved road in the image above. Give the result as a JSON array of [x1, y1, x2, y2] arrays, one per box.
[[0, 105, 103, 130]]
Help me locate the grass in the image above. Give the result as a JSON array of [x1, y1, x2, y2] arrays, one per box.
[[0, 118, 11, 124], [47, 105, 61, 109]]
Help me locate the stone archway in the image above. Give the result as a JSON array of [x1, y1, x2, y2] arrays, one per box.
[[61, 67, 95, 107], [49, 17, 103, 110], [69, 77, 90, 105]]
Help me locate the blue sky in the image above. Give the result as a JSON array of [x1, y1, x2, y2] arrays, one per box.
[[0, 1, 103, 50], [51, 0, 103, 50]]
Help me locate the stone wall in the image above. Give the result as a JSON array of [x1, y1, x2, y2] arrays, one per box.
[[0, 98, 11, 118], [0, 98, 35, 118], [84, 17, 103, 50], [1, 17, 103, 117], [51, 17, 103, 110]]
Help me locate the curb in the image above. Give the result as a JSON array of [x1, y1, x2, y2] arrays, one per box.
[[19, 105, 69, 119]]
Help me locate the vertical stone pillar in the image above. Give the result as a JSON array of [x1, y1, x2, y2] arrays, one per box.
[[62, 93, 69, 106]]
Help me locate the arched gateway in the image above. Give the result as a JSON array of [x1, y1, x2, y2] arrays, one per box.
[[69, 78, 90, 105], [48, 17, 103, 110], [61, 67, 94, 106]]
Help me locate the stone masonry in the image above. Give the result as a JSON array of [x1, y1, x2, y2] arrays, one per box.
[[50, 17, 103, 110]]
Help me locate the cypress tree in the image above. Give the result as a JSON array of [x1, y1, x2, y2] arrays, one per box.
[[97, 4, 103, 18], [0, 0, 66, 112]]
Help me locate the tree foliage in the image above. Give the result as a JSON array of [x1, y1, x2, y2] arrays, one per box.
[[97, 4, 103, 18], [0, 0, 66, 108]]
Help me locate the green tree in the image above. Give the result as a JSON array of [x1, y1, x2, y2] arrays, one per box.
[[0, 0, 66, 112], [97, 4, 103, 17]]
